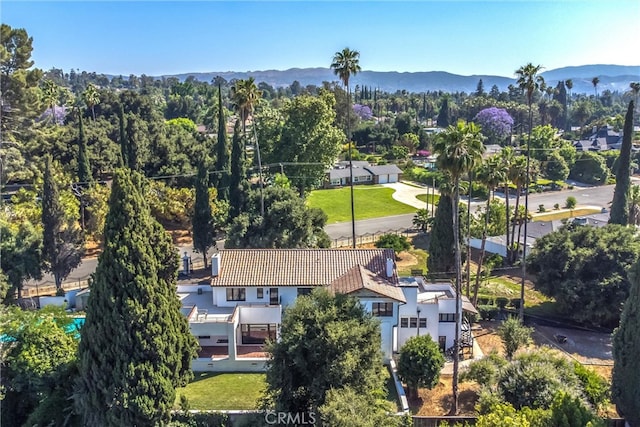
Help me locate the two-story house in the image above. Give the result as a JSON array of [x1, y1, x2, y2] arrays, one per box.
[[180, 249, 475, 372]]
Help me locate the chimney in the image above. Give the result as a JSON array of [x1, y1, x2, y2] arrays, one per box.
[[386, 257, 394, 278], [211, 252, 221, 277]]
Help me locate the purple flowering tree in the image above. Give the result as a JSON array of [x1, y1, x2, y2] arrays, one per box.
[[39, 105, 68, 126], [353, 104, 373, 120], [473, 107, 514, 145]]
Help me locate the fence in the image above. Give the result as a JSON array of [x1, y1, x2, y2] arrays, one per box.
[[331, 228, 417, 248]]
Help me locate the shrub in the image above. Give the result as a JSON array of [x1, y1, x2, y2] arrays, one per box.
[[538, 204, 546, 213], [462, 352, 507, 387], [573, 362, 610, 410], [554, 203, 560, 210], [495, 297, 509, 309], [478, 305, 499, 321], [375, 234, 410, 256], [497, 317, 533, 359], [510, 298, 521, 309], [565, 196, 577, 209]]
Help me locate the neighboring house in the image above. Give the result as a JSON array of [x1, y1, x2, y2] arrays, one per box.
[[325, 162, 403, 188], [573, 125, 622, 152], [470, 213, 610, 258], [180, 249, 474, 372]]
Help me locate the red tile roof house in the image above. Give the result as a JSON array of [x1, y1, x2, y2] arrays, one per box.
[[180, 249, 476, 372]]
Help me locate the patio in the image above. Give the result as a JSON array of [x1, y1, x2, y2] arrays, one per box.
[[198, 345, 268, 359]]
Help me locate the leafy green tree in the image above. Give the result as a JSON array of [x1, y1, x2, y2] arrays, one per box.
[[0, 24, 43, 138], [609, 101, 635, 225], [264, 289, 384, 413], [229, 119, 246, 218], [331, 47, 361, 248], [213, 82, 230, 200], [460, 351, 508, 387], [0, 217, 42, 301], [77, 110, 92, 184], [569, 151, 609, 185], [497, 316, 533, 359], [319, 386, 405, 427], [397, 335, 445, 400], [528, 224, 640, 327], [0, 306, 78, 427], [375, 233, 410, 257], [226, 186, 330, 249], [75, 169, 198, 425], [548, 392, 605, 427], [612, 258, 640, 426], [432, 120, 484, 414], [118, 102, 127, 167], [41, 156, 84, 290], [270, 92, 344, 194], [544, 151, 570, 182], [192, 160, 215, 268]]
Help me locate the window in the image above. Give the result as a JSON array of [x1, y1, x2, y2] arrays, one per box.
[[257, 288, 264, 299], [226, 288, 246, 301], [439, 313, 456, 322], [241, 324, 277, 344], [331, 178, 341, 185], [297, 287, 313, 296], [372, 302, 393, 317], [419, 318, 427, 328], [400, 318, 408, 328], [409, 317, 417, 328], [197, 335, 211, 339]]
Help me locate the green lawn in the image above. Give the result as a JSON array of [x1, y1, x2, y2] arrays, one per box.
[[415, 193, 440, 205], [175, 372, 266, 410], [307, 187, 417, 224]]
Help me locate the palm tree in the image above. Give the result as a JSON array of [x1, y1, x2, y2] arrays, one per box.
[[433, 120, 484, 415], [231, 77, 262, 135], [515, 62, 544, 321], [508, 155, 528, 264], [592, 77, 600, 100], [42, 79, 59, 125], [473, 156, 506, 305], [499, 147, 515, 262], [82, 83, 99, 121], [565, 79, 573, 130], [331, 47, 361, 248]]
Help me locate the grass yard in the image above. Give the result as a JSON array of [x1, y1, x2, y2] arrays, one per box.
[[415, 193, 440, 205], [396, 234, 429, 277], [531, 207, 602, 222], [175, 372, 266, 410], [307, 187, 417, 223]]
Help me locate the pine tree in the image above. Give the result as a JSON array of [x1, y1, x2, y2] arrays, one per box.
[[609, 101, 635, 225], [41, 156, 84, 290], [229, 119, 246, 218], [612, 258, 640, 426], [214, 83, 230, 200], [427, 194, 455, 276], [118, 103, 127, 167], [75, 169, 198, 425], [192, 160, 215, 268], [77, 111, 92, 183]]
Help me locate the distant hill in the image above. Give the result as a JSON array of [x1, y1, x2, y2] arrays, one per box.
[[164, 64, 639, 94]]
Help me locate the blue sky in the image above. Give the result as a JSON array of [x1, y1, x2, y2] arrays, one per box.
[[2, 1, 639, 77]]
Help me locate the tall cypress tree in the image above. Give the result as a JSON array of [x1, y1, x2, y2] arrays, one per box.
[[427, 194, 455, 276], [42, 156, 84, 290], [214, 83, 230, 200], [229, 119, 246, 218], [118, 103, 127, 167], [125, 115, 139, 171], [437, 97, 450, 127], [610, 101, 635, 225], [75, 169, 198, 425], [192, 160, 215, 268], [612, 258, 640, 426], [77, 111, 92, 183]]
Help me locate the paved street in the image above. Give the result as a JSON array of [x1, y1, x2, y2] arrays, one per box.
[[27, 181, 617, 289]]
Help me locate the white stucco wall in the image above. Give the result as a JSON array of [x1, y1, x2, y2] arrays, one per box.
[[212, 286, 303, 308], [238, 305, 282, 324]]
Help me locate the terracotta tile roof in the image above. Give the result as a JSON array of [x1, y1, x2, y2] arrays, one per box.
[[211, 249, 398, 287], [328, 265, 406, 302]]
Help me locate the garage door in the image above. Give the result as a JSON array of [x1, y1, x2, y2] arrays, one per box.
[[378, 175, 388, 184], [388, 174, 398, 183]]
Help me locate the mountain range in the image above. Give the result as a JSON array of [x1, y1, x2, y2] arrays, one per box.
[[167, 64, 639, 95]]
